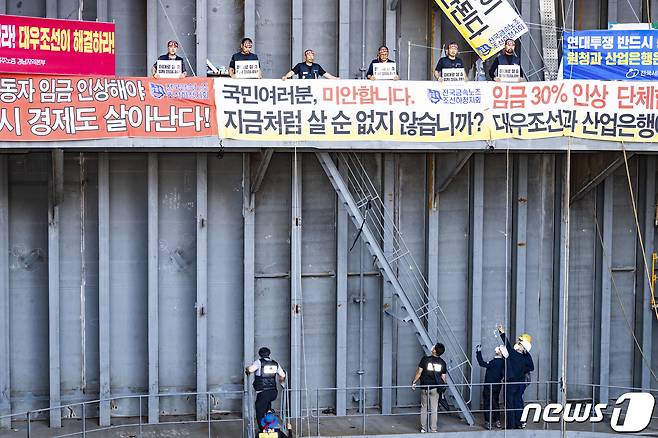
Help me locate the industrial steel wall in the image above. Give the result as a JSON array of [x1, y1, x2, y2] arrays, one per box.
[[0, 0, 656, 426], [1, 151, 657, 422]]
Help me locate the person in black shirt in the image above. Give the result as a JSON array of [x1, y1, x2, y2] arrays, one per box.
[[412, 343, 447, 433], [151, 40, 187, 78], [282, 49, 338, 80], [476, 344, 507, 428], [498, 326, 534, 429], [246, 347, 286, 430], [434, 42, 466, 81], [488, 39, 525, 82], [229, 37, 261, 78], [366, 46, 399, 80]]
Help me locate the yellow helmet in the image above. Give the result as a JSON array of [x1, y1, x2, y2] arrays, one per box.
[[518, 333, 532, 344]]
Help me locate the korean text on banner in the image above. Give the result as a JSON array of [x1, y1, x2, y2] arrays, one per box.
[[433, 0, 528, 61], [563, 30, 658, 81], [0, 75, 217, 141], [0, 14, 115, 75], [216, 79, 488, 142]]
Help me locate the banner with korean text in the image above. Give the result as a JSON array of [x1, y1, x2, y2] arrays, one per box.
[[433, 0, 528, 60], [0, 14, 115, 75], [563, 30, 658, 80], [215, 79, 658, 144], [0, 75, 217, 141]]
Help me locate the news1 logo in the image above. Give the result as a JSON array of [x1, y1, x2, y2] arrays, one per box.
[[521, 392, 655, 433]]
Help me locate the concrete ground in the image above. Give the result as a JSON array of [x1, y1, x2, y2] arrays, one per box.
[[1, 410, 656, 437]]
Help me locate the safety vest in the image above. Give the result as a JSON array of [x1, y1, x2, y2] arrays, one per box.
[[258, 432, 279, 438], [254, 358, 278, 391]]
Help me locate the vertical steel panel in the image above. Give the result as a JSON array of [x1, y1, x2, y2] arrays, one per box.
[[0, 156, 9, 429], [97, 0, 108, 21], [599, 177, 613, 403], [242, 153, 255, 426], [254, 153, 291, 396], [381, 153, 394, 414], [609, 165, 639, 395], [110, 0, 147, 76], [395, 153, 426, 407], [157, 154, 197, 416], [207, 1, 244, 73], [147, 0, 158, 76], [98, 153, 110, 426], [196, 153, 208, 419], [148, 153, 159, 423], [514, 155, 528, 337], [302, 0, 338, 73], [338, 0, 350, 78], [469, 154, 484, 411], [350, 0, 383, 80], [398, 0, 428, 80], [255, 0, 291, 78], [640, 157, 655, 390], [156, 0, 197, 76], [196, 0, 208, 76], [427, 155, 439, 338], [109, 155, 148, 415], [9, 154, 49, 413], [290, 154, 302, 417], [48, 150, 63, 428], [300, 154, 337, 407], [244, 0, 256, 42], [292, 0, 303, 68], [335, 161, 348, 416], [9, 0, 46, 17]]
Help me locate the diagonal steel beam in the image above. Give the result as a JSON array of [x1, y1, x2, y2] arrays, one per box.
[[437, 151, 473, 194], [251, 149, 274, 194], [570, 152, 634, 203]]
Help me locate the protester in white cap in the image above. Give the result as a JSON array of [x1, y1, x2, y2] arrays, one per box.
[[476, 344, 507, 428]]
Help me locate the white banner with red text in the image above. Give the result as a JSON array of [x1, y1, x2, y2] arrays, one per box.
[[215, 79, 658, 143]]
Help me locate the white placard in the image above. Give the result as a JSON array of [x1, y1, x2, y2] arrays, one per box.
[[441, 68, 465, 82], [235, 60, 261, 79], [373, 62, 397, 80], [157, 60, 182, 78], [498, 65, 521, 82]]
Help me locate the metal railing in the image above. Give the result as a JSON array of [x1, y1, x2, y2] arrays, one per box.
[[3, 381, 656, 437]]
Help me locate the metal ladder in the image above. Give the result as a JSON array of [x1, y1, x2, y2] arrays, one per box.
[[316, 152, 475, 426]]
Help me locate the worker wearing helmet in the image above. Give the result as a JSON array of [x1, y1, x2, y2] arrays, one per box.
[[246, 347, 287, 430], [497, 326, 534, 429]]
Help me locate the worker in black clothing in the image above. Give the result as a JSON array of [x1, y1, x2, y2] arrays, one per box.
[[282, 49, 339, 80], [246, 347, 286, 430], [476, 344, 507, 428], [498, 326, 533, 429], [366, 46, 399, 80], [434, 42, 466, 81], [411, 343, 447, 433], [229, 37, 261, 78], [151, 40, 187, 78], [488, 39, 524, 82]]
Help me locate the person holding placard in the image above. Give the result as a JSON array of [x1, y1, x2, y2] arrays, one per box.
[[151, 40, 187, 79], [366, 46, 399, 81], [488, 39, 525, 82], [229, 37, 262, 79], [433, 42, 466, 82], [282, 49, 339, 80]]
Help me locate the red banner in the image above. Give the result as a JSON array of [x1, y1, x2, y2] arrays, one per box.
[[0, 14, 115, 75], [0, 75, 217, 141]]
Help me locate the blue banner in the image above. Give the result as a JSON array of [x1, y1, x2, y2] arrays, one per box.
[[563, 30, 658, 80]]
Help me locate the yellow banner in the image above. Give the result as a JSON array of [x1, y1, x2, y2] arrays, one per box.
[[215, 79, 658, 144], [433, 0, 528, 60]]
